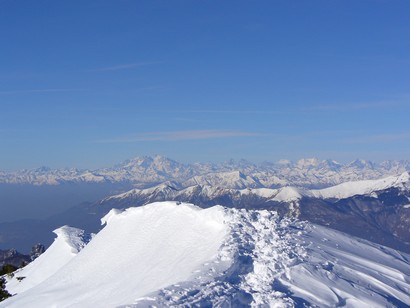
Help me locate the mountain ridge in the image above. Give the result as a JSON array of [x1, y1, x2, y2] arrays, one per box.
[[1, 155, 409, 188], [2, 202, 409, 307], [1, 169, 410, 255]]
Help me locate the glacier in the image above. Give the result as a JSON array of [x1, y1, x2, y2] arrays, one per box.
[[1, 202, 409, 307]]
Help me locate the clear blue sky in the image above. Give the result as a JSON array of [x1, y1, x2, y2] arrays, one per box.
[[1, 0, 410, 170]]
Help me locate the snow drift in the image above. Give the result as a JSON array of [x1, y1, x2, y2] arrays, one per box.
[[2, 202, 410, 307]]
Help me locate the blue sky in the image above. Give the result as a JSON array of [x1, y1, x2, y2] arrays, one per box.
[[1, 0, 410, 170]]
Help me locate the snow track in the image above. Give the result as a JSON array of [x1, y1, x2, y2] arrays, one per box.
[[132, 208, 410, 307]]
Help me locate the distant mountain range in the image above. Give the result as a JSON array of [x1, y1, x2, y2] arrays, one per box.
[[1, 156, 409, 256], [91, 172, 410, 253], [1, 171, 409, 255], [1, 155, 409, 188]]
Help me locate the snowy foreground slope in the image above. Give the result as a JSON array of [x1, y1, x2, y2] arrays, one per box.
[[5, 226, 91, 295], [2, 202, 410, 307]]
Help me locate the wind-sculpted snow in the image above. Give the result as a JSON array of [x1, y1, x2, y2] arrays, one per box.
[[5, 226, 91, 295], [2, 202, 228, 307], [2, 203, 410, 307]]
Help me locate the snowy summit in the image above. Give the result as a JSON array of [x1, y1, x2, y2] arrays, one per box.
[[2, 202, 410, 307]]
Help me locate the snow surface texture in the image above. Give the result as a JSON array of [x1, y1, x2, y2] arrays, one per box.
[[2, 202, 410, 307], [133, 209, 410, 307]]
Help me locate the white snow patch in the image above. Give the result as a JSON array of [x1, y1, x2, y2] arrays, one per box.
[[272, 186, 308, 202], [239, 187, 277, 198]]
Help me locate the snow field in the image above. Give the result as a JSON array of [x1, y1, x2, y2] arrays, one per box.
[[2, 201, 410, 307], [130, 206, 410, 307]]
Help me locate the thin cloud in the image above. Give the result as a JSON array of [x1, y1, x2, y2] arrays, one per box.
[[95, 130, 260, 143], [0, 88, 85, 94], [88, 61, 160, 72], [342, 132, 410, 144]]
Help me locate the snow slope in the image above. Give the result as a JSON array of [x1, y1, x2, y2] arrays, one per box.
[[271, 186, 308, 202], [134, 209, 410, 307], [312, 171, 409, 199], [270, 171, 409, 202], [2, 202, 227, 307], [4, 226, 89, 295], [2, 202, 410, 307]]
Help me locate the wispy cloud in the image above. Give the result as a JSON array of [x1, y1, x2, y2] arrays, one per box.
[[342, 132, 410, 144], [88, 61, 160, 72], [95, 130, 260, 143], [0, 88, 85, 94]]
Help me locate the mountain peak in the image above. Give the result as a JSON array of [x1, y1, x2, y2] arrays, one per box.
[[397, 171, 410, 184], [296, 158, 320, 168], [274, 159, 293, 167], [348, 159, 375, 169], [1, 156, 409, 188]]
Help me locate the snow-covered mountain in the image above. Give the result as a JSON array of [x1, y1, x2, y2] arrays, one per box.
[[2, 202, 409, 307], [94, 172, 410, 253], [311, 171, 410, 199], [102, 171, 410, 210], [1, 155, 409, 188], [1, 172, 409, 256]]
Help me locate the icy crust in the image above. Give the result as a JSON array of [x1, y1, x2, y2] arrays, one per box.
[[5, 226, 90, 295], [2, 202, 228, 308]]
